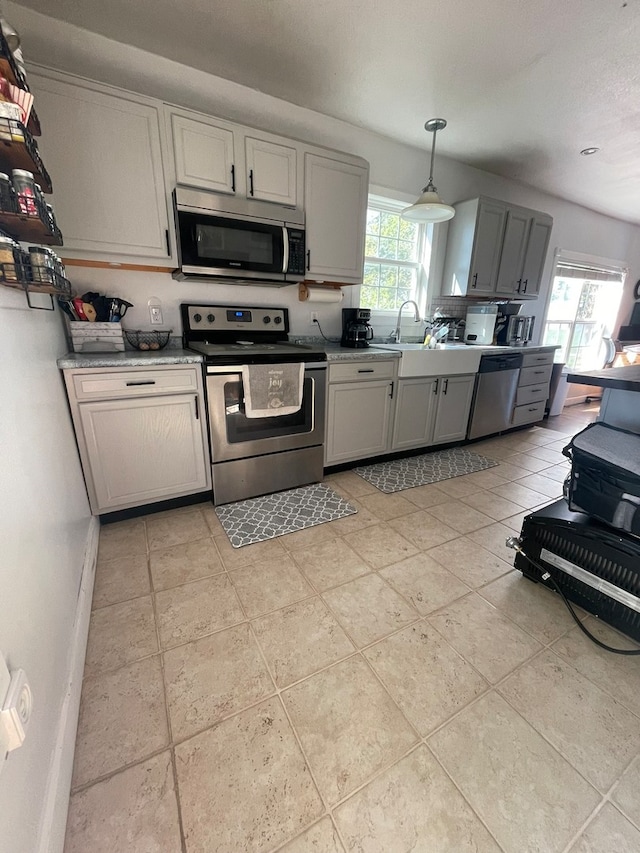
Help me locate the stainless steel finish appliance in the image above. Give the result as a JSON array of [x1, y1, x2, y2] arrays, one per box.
[[173, 188, 306, 286], [464, 304, 498, 345], [467, 352, 523, 439], [181, 303, 327, 505], [496, 313, 536, 346], [341, 308, 374, 348]]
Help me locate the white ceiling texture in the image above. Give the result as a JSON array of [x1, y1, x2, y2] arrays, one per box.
[[15, 0, 640, 224]]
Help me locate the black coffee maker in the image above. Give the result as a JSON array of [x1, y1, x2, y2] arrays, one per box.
[[341, 308, 374, 348]]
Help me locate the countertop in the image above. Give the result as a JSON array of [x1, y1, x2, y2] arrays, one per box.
[[57, 349, 203, 369], [567, 365, 640, 392]]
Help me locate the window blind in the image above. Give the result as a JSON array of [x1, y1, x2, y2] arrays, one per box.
[[555, 263, 624, 283]]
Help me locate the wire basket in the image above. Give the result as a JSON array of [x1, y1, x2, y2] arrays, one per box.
[[124, 329, 172, 351]]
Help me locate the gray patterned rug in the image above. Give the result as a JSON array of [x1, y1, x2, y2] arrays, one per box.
[[354, 448, 498, 493], [215, 483, 357, 548]]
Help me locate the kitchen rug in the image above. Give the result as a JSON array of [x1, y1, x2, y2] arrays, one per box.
[[215, 483, 357, 548], [354, 448, 498, 494]]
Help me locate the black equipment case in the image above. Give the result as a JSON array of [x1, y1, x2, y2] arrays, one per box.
[[562, 422, 640, 536]]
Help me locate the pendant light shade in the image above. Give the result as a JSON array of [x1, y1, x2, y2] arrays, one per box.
[[402, 118, 455, 222]]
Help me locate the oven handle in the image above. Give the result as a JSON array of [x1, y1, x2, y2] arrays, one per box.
[[206, 362, 327, 374], [282, 226, 289, 274]]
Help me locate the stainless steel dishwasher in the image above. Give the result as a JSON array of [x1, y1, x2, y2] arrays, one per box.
[[467, 352, 523, 439]]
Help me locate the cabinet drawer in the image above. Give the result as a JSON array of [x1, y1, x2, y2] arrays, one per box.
[[329, 360, 395, 383], [519, 363, 552, 387], [71, 368, 200, 400], [515, 383, 548, 406], [512, 400, 546, 426], [522, 351, 554, 369]]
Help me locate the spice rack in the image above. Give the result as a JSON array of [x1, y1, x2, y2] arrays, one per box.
[[0, 118, 52, 191], [0, 261, 70, 309], [0, 180, 62, 245], [0, 31, 40, 136]]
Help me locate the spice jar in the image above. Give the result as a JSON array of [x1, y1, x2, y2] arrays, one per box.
[[28, 246, 54, 284], [0, 235, 20, 281], [0, 171, 14, 212], [12, 169, 37, 216]]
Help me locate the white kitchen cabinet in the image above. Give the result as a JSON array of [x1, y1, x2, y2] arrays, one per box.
[[304, 153, 369, 283], [169, 110, 299, 206], [63, 365, 210, 514], [392, 377, 438, 450], [494, 208, 531, 295], [31, 72, 173, 263], [431, 374, 476, 444], [518, 216, 553, 297]]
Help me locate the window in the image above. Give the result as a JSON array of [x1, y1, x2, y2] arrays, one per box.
[[542, 257, 626, 370], [360, 197, 430, 312]]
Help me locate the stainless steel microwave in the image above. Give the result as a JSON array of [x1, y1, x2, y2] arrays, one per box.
[[173, 187, 306, 286]]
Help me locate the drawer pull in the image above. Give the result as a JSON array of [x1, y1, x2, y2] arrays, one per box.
[[125, 380, 156, 386], [357, 368, 374, 373], [531, 388, 542, 393], [528, 407, 538, 412], [533, 370, 545, 375]]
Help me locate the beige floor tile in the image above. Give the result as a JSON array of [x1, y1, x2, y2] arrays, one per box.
[[612, 756, 640, 828], [328, 470, 378, 497], [502, 509, 534, 533], [479, 571, 578, 644], [490, 481, 550, 508], [335, 746, 501, 853], [513, 471, 563, 498], [155, 574, 244, 649], [430, 692, 600, 853], [92, 553, 149, 610], [358, 491, 420, 520], [568, 803, 640, 853], [278, 520, 341, 551], [149, 537, 224, 591], [460, 490, 524, 521], [175, 697, 323, 853], [492, 460, 532, 481], [402, 482, 450, 509], [528, 445, 568, 465], [467, 521, 519, 563], [427, 500, 494, 533], [537, 463, 571, 483], [84, 596, 157, 678], [551, 618, 640, 717], [276, 817, 345, 852], [252, 597, 354, 687], [502, 452, 554, 473], [291, 537, 371, 591], [229, 554, 313, 618], [64, 752, 181, 853], [283, 657, 417, 804], [200, 501, 225, 536], [323, 573, 418, 647], [214, 532, 287, 570], [146, 508, 210, 550], [380, 553, 471, 615], [429, 594, 542, 683], [344, 522, 419, 569], [163, 622, 274, 741], [365, 623, 489, 735], [97, 519, 146, 562], [460, 468, 508, 488], [427, 535, 513, 589], [325, 498, 380, 535], [387, 511, 458, 551], [432, 476, 482, 499], [499, 650, 640, 792], [72, 657, 168, 789]]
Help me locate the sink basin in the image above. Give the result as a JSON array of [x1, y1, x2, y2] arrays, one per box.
[[374, 343, 483, 377]]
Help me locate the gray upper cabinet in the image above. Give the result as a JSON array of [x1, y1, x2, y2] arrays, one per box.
[[442, 196, 553, 299], [172, 113, 237, 195]]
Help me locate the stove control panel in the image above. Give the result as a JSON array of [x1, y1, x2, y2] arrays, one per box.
[[183, 304, 288, 334]]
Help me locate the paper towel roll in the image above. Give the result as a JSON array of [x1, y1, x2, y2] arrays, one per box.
[[299, 284, 344, 303]]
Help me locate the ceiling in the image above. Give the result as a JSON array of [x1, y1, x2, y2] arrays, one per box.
[[15, 0, 640, 224]]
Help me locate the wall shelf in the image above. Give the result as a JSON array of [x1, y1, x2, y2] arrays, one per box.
[[0, 209, 62, 245], [0, 31, 41, 136], [0, 120, 52, 192]]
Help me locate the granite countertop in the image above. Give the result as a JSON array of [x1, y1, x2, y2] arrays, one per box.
[[321, 343, 401, 362], [567, 365, 640, 392], [57, 349, 203, 369]]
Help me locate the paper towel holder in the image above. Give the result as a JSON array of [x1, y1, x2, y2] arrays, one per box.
[[298, 283, 344, 302]]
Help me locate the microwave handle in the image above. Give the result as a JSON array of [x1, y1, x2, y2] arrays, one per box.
[[282, 226, 289, 274]]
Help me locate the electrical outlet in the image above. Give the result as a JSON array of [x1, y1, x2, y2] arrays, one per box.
[[309, 311, 318, 324], [148, 298, 163, 325]]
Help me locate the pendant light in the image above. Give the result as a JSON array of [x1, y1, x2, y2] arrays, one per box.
[[402, 118, 455, 222]]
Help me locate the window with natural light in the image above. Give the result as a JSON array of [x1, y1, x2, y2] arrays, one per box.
[[543, 259, 625, 371], [361, 199, 430, 312]]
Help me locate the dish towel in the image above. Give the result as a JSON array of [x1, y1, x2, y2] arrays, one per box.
[[242, 362, 304, 418]]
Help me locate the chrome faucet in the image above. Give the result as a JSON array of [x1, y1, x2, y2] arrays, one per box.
[[392, 300, 421, 342]]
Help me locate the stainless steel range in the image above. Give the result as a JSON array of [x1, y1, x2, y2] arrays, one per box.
[[181, 303, 327, 505]]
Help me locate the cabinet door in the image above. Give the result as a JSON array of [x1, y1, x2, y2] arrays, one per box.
[[495, 209, 531, 295], [325, 380, 393, 464], [79, 393, 209, 512], [32, 74, 171, 261], [245, 136, 297, 206], [519, 217, 552, 297], [305, 153, 369, 282], [469, 200, 507, 293], [392, 377, 438, 451], [172, 114, 236, 194], [432, 374, 475, 444]]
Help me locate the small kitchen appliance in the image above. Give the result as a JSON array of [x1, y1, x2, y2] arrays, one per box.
[[464, 304, 498, 345], [341, 308, 374, 348], [181, 303, 327, 505], [496, 310, 535, 346]]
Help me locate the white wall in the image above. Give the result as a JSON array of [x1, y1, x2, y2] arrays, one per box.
[[0, 286, 93, 853]]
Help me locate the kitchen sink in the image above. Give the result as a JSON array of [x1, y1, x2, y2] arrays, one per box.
[[373, 343, 484, 377]]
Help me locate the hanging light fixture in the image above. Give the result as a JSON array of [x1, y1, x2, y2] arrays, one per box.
[[402, 118, 455, 222]]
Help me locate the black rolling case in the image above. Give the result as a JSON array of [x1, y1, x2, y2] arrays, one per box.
[[563, 422, 640, 536]]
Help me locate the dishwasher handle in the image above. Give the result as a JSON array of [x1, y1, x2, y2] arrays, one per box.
[[477, 353, 523, 373]]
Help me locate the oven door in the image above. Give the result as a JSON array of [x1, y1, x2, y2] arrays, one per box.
[[177, 209, 287, 281], [206, 364, 326, 462]]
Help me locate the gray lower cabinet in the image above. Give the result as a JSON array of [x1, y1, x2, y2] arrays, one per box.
[[63, 365, 211, 513], [392, 373, 475, 452], [511, 350, 555, 427], [431, 374, 476, 444]]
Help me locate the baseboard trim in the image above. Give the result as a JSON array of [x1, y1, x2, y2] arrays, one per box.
[[37, 516, 99, 853]]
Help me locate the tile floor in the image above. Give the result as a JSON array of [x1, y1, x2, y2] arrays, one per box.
[[64, 403, 640, 853]]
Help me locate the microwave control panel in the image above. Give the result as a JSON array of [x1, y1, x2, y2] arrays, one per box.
[[287, 229, 306, 275]]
